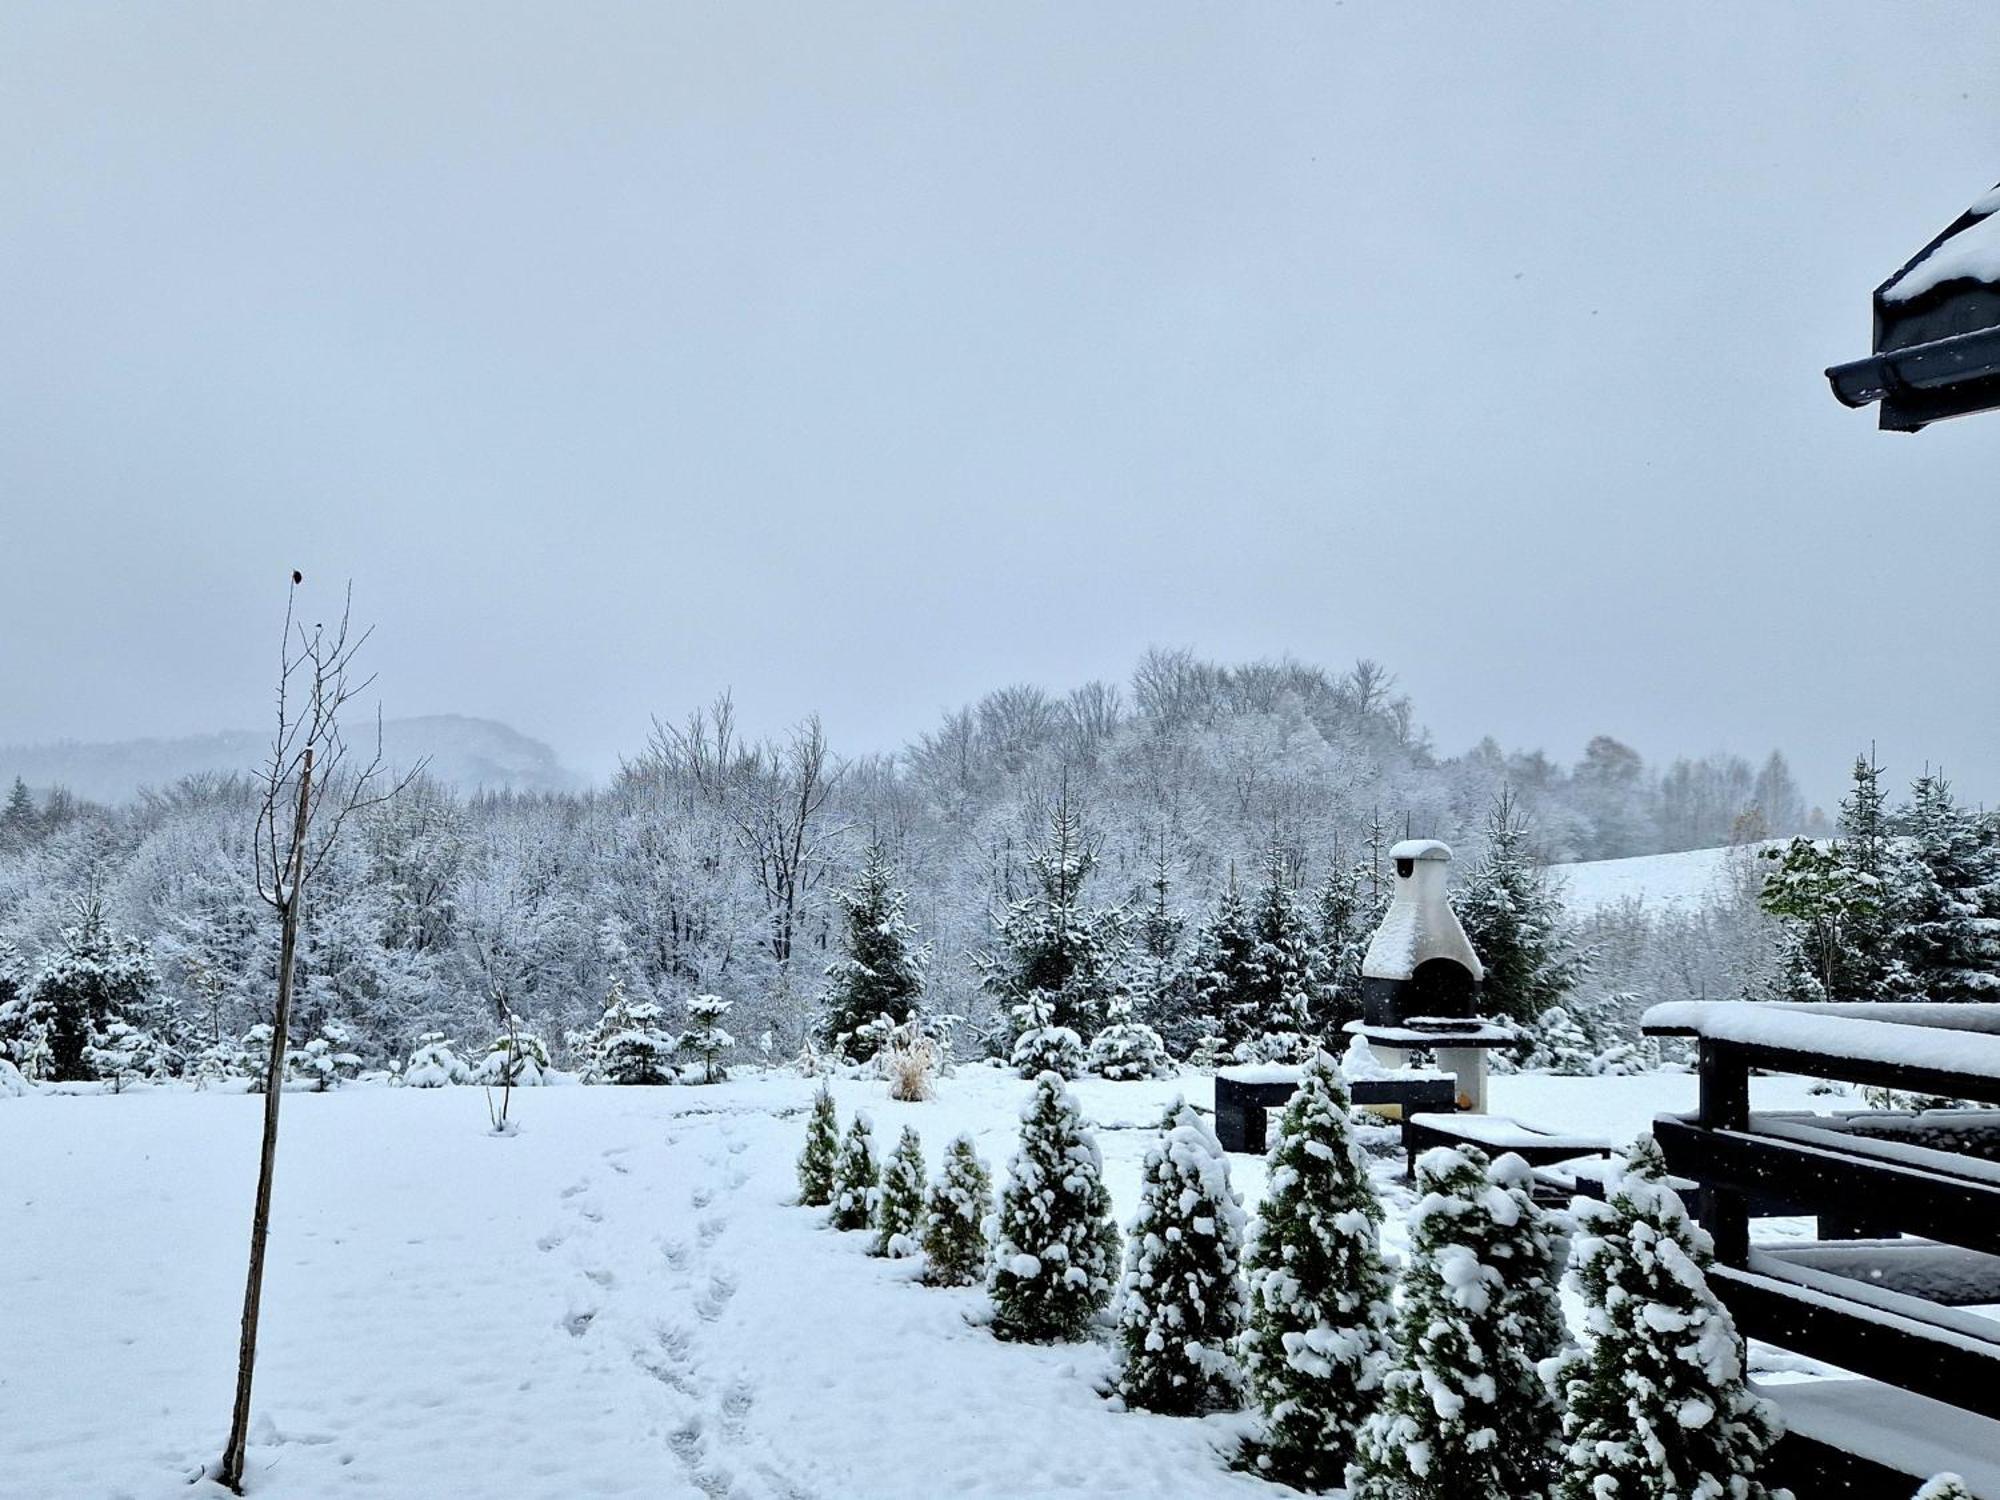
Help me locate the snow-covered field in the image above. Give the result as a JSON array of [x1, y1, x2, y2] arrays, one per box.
[[2, 1064, 1851, 1499], [1551, 843, 1766, 917]]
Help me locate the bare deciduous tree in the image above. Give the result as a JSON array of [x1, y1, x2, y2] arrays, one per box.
[[217, 580, 419, 1494]]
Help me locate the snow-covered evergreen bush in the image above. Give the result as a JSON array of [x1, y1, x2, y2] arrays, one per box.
[[921, 1133, 993, 1287], [1087, 993, 1175, 1080], [472, 1017, 551, 1087], [820, 842, 929, 1058], [82, 1019, 172, 1092], [1913, 1477, 1974, 1500], [1347, 1145, 1557, 1500], [989, 1071, 1120, 1342], [1550, 1136, 1785, 1500], [1889, 771, 2000, 1002], [0, 1056, 28, 1098], [1009, 996, 1085, 1079], [287, 1022, 363, 1091], [580, 978, 676, 1085], [404, 1032, 470, 1087], [677, 993, 733, 1084], [1112, 1099, 1248, 1414], [1485, 1151, 1570, 1495], [236, 1023, 276, 1091], [1240, 1050, 1393, 1489], [829, 1111, 881, 1231], [871, 1125, 927, 1258], [797, 1082, 840, 1206], [16, 901, 159, 1082]]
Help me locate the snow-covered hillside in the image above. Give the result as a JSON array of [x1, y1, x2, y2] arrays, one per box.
[[1, 1066, 1848, 1499], [1551, 843, 1768, 918]]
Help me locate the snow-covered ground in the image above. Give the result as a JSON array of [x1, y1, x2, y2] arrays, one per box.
[[1551, 843, 1767, 917], [2, 1064, 1854, 1499]]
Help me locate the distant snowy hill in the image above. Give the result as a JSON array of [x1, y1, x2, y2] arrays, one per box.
[[0, 715, 578, 803], [1550, 843, 1771, 917]]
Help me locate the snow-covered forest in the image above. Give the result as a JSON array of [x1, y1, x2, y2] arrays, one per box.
[[0, 650, 1823, 1078]]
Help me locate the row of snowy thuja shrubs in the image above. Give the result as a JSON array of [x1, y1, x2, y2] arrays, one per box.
[[794, 1056, 1810, 1498]]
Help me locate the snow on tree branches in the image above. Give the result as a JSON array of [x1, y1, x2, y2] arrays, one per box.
[[1347, 1145, 1560, 1500], [871, 1125, 927, 1258], [1112, 1099, 1248, 1415], [820, 842, 928, 1059], [1549, 1136, 1784, 1500], [678, 993, 734, 1084], [1240, 1050, 1393, 1489], [921, 1133, 993, 1287], [829, 1112, 881, 1232], [988, 1071, 1120, 1342], [797, 1083, 840, 1207]]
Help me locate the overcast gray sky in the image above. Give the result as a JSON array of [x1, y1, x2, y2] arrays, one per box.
[[5, 2, 2000, 807]]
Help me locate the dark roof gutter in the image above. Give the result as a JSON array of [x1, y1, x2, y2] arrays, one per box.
[[1826, 322, 2000, 432]]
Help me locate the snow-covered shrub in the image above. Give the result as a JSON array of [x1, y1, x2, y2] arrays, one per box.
[[1228, 1030, 1312, 1067], [404, 1032, 470, 1088], [1485, 1151, 1570, 1495], [677, 993, 733, 1084], [16, 903, 158, 1082], [829, 1112, 881, 1231], [473, 1017, 551, 1087], [1549, 1136, 1785, 1500], [1113, 1099, 1247, 1414], [236, 1024, 277, 1091], [0, 1057, 27, 1098], [288, 1022, 363, 1091], [1347, 1145, 1555, 1500], [880, 1015, 941, 1102], [1240, 1050, 1393, 1488], [988, 1071, 1120, 1342], [84, 1019, 174, 1091], [921, 1133, 993, 1287], [577, 978, 676, 1085], [1009, 998, 1084, 1080], [871, 1125, 927, 1258], [1914, 1477, 1974, 1500], [797, 1082, 840, 1206], [1087, 995, 1174, 1081]]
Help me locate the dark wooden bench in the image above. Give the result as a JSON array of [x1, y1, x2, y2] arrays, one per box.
[[1212, 1069, 1456, 1154]]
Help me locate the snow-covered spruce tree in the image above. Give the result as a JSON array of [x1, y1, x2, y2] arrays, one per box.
[[583, 977, 676, 1085], [84, 1018, 172, 1092], [1113, 1099, 1248, 1415], [1184, 874, 1258, 1057], [1009, 994, 1086, 1079], [1132, 828, 1189, 1038], [1240, 1050, 1393, 1489], [1485, 1151, 1570, 1495], [1239, 842, 1323, 1050], [977, 781, 1129, 1058], [829, 1111, 881, 1231], [921, 1133, 993, 1287], [872, 1125, 927, 1258], [1347, 1145, 1556, 1500], [1889, 771, 2000, 1003], [988, 1071, 1121, 1342], [1087, 991, 1175, 1080], [1309, 855, 1369, 1033], [288, 1021, 362, 1091], [21, 899, 158, 1082], [1454, 787, 1589, 1025], [678, 993, 734, 1083], [404, 1032, 469, 1087], [819, 842, 929, 1060], [797, 1083, 841, 1206], [473, 1017, 550, 1087], [1550, 1136, 1784, 1500]]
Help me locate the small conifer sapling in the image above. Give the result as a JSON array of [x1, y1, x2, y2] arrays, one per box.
[[829, 1112, 881, 1231], [797, 1083, 840, 1206], [921, 1134, 994, 1287], [872, 1125, 927, 1258]]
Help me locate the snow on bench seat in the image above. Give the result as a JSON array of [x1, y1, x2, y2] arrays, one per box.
[[1643, 1001, 2000, 1074], [1405, 1111, 1608, 1153], [1757, 1376, 2000, 1498]]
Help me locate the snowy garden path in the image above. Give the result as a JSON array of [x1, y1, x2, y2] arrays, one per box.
[[2, 1068, 1840, 1498]]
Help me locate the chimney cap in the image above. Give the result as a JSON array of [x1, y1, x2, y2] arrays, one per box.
[[1389, 838, 1452, 863]]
